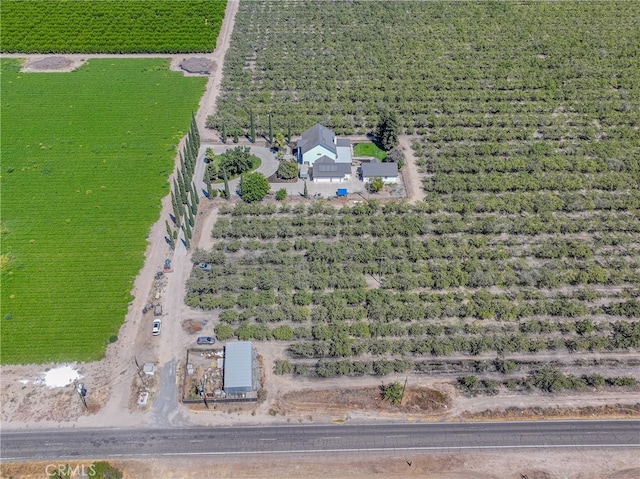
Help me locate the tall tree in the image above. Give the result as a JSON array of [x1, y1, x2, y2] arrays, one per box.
[[268, 111, 273, 145], [204, 174, 213, 198], [170, 189, 178, 212], [223, 167, 230, 199], [191, 112, 200, 145], [177, 170, 187, 203], [165, 220, 173, 241], [249, 109, 255, 143], [191, 182, 199, 205], [376, 110, 400, 151], [172, 202, 181, 227]]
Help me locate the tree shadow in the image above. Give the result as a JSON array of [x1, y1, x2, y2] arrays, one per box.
[[369, 135, 385, 151]]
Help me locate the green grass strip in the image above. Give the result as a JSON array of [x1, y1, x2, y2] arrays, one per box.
[[353, 143, 387, 161]]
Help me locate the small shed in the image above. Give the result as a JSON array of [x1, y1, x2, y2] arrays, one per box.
[[360, 159, 399, 183], [223, 341, 254, 394]]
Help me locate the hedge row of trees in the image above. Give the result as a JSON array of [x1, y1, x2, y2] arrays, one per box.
[[272, 355, 640, 384], [424, 171, 632, 194], [457, 368, 637, 395], [209, 319, 640, 356], [210, 211, 640, 240], [275, 356, 640, 376], [213, 194, 640, 217], [168, 114, 200, 249]]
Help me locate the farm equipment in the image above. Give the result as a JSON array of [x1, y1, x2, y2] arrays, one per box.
[[163, 258, 173, 273]]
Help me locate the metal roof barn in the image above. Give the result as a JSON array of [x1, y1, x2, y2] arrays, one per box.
[[223, 341, 254, 394]]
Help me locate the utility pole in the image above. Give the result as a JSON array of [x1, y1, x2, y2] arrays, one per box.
[[401, 377, 408, 404], [134, 356, 144, 380], [201, 374, 209, 409], [76, 383, 88, 410]]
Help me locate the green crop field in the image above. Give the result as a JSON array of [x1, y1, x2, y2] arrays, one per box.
[[0, 0, 227, 53], [0, 58, 206, 364]]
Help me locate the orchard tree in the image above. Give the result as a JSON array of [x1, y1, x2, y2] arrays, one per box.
[[240, 172, 270, 203], [457, 375, 478, 393], [376, 110, 399, 150]]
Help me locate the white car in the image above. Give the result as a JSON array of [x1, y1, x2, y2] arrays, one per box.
[[152, 319, 162, 336]]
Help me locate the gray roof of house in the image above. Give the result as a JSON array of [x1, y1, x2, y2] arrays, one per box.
[[361, 159, 398, 178], [312, 155, 351, 178], [298, 124, 336, 155], [336, 138, 351, 147], [224, 341, 253, 392]]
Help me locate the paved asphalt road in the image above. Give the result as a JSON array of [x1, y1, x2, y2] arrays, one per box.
[[2, 421, 638, 461]]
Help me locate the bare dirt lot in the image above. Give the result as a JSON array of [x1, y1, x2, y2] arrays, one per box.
[[2, 449, 639, 479]]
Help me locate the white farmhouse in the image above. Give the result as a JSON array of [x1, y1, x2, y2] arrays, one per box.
[[297, 123, 352, 182]]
